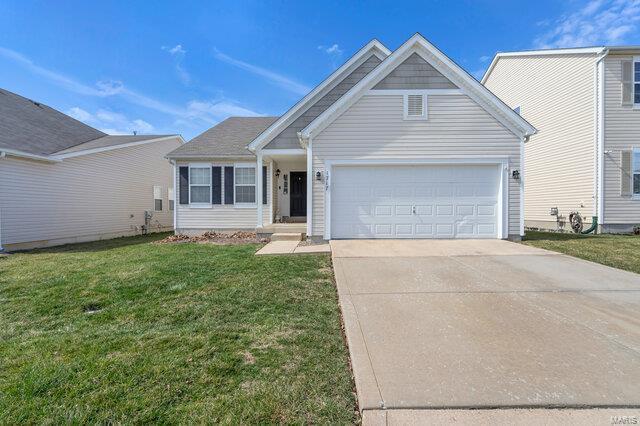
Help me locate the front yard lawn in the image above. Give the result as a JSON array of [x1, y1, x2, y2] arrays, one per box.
[[0, 234, 357, 424], [523, 231, 640, 274]]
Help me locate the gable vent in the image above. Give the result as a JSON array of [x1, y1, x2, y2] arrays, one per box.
[[404, 94, 426, 119]]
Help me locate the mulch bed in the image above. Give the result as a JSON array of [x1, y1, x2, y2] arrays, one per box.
[[155, 231, 268, 245]]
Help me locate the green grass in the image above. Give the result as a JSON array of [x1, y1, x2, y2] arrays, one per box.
[[0, 234, 357, 424], [523, 231, 640, 274]]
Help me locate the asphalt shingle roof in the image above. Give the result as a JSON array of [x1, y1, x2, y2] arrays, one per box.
[[0, 88, 176, 157], [0, 88, 106, 156], [167, 116, 279, 158]]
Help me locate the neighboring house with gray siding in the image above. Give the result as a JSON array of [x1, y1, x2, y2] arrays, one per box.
[[167, 34, 535, 241], [483, 46, 640, 233], [0, 88, 184, 251]]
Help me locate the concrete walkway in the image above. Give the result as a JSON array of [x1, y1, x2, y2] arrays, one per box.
[[255, 241, 331, 255], [331, 240, 640, 423]]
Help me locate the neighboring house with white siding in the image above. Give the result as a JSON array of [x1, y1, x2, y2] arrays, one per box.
[[483, 46, 640, 233], [167, 34, 535, 241], [0, 88, 184, 251]]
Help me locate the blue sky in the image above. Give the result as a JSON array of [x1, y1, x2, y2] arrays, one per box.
[[1, 0, 639, 140]]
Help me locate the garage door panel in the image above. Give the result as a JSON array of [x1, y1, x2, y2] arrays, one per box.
[[415, 205, 433, 216], [374, 205, 393, 216], [395, 224, 413, 236], [435, 204, 454, 216], [331, 165, 500, 239]]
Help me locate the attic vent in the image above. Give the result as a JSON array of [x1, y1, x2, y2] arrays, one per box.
[[404, 94, 426, 120]]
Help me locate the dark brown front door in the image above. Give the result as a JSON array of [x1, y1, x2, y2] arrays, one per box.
[[290, 172, 307, 217]]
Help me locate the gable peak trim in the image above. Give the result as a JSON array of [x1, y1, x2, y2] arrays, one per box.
[[301, 33, 536, 140], [247, 39, 391, 152]]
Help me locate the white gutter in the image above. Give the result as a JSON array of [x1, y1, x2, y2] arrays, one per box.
[[0, 148, 61, 162], [54, 135, 185, 160], [595, 48, 609, 228]]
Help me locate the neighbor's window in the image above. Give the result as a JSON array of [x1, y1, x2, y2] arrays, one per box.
[[189, 166, 211, 204], [635, 59, 640, 105], [634, 149, 640, 196], [234, 165, 256, 204], [404, 93, 427, 120], [153, 185, 163, 211], [168, 187, 174, 211]]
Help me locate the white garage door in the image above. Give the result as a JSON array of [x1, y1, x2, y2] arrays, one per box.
[[330, 164, 501, 239]]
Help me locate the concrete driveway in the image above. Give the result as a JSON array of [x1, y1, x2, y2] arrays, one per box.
[[331, 240, 640, 421]]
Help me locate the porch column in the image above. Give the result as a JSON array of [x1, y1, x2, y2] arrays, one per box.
[[256, 151, 263, 228]]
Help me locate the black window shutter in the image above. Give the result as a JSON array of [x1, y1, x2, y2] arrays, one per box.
[[212, 166, 222, 204], [224, 166, 234, 204], [179, 166, 189, 204], [262, 166, 267, 204]]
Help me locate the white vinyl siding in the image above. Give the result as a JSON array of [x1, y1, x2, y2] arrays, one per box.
[[0, 138, 180, 249], [311, 93, 521, 238], [484, 54, 597, 228], [175, 160, 270, 231], [602, 55, 640, 223]]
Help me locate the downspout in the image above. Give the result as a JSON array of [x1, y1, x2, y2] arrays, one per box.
[[593, 48, 609, 233], [170, 160, 177, 233], [0, 151, 5, 251]]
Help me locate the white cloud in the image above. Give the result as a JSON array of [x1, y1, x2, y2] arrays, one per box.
[[318, 43, 344, 69], [1, 46, 267, 139], [534, 0, 640, 48], [186, 99, 262, 122], [479, 55, 491, 63], [162, 44, 186, 55], [162, 44, 190, 84], [67, 106, 155, 135], [318, 43, 344, 56], [0, 46, 189, 117], [213, 48, 311, 95]]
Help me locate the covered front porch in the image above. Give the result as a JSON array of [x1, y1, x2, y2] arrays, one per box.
[[256, 148, 310, 236]]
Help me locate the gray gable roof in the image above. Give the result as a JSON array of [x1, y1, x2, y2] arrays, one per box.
[[167, 116, 279, 158], [0, 88, 106, 155]]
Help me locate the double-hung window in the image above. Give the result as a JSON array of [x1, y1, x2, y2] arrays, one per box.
[[635, 58, 640, 106], [189, 166, 211, 204], [634, 149, 640, 196], [153, 185, 163, 211], [234, 164, 256, 204]]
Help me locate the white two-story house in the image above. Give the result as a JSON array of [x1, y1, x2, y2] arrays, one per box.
[[483, 46, 640, 233]]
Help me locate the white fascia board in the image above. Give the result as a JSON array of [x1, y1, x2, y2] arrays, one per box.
[[0, 148, 60, 162], [246, 39, 391, 152], [54, 135, 185, 159], [481, 47, 606, 84], [301, 33, 537, 141]]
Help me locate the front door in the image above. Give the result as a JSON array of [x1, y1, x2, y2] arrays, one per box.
[[289, 172, 307, 217]]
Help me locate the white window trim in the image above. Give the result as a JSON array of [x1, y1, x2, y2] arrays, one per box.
[[633, 148, 640, 199], [634, 56, 640, 109], [168, 187, 175, 211], [189, 163, 212, 207], [403, 93, 428, 120], [153, 185, 163, 212], [234, 162, 257, 208]]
